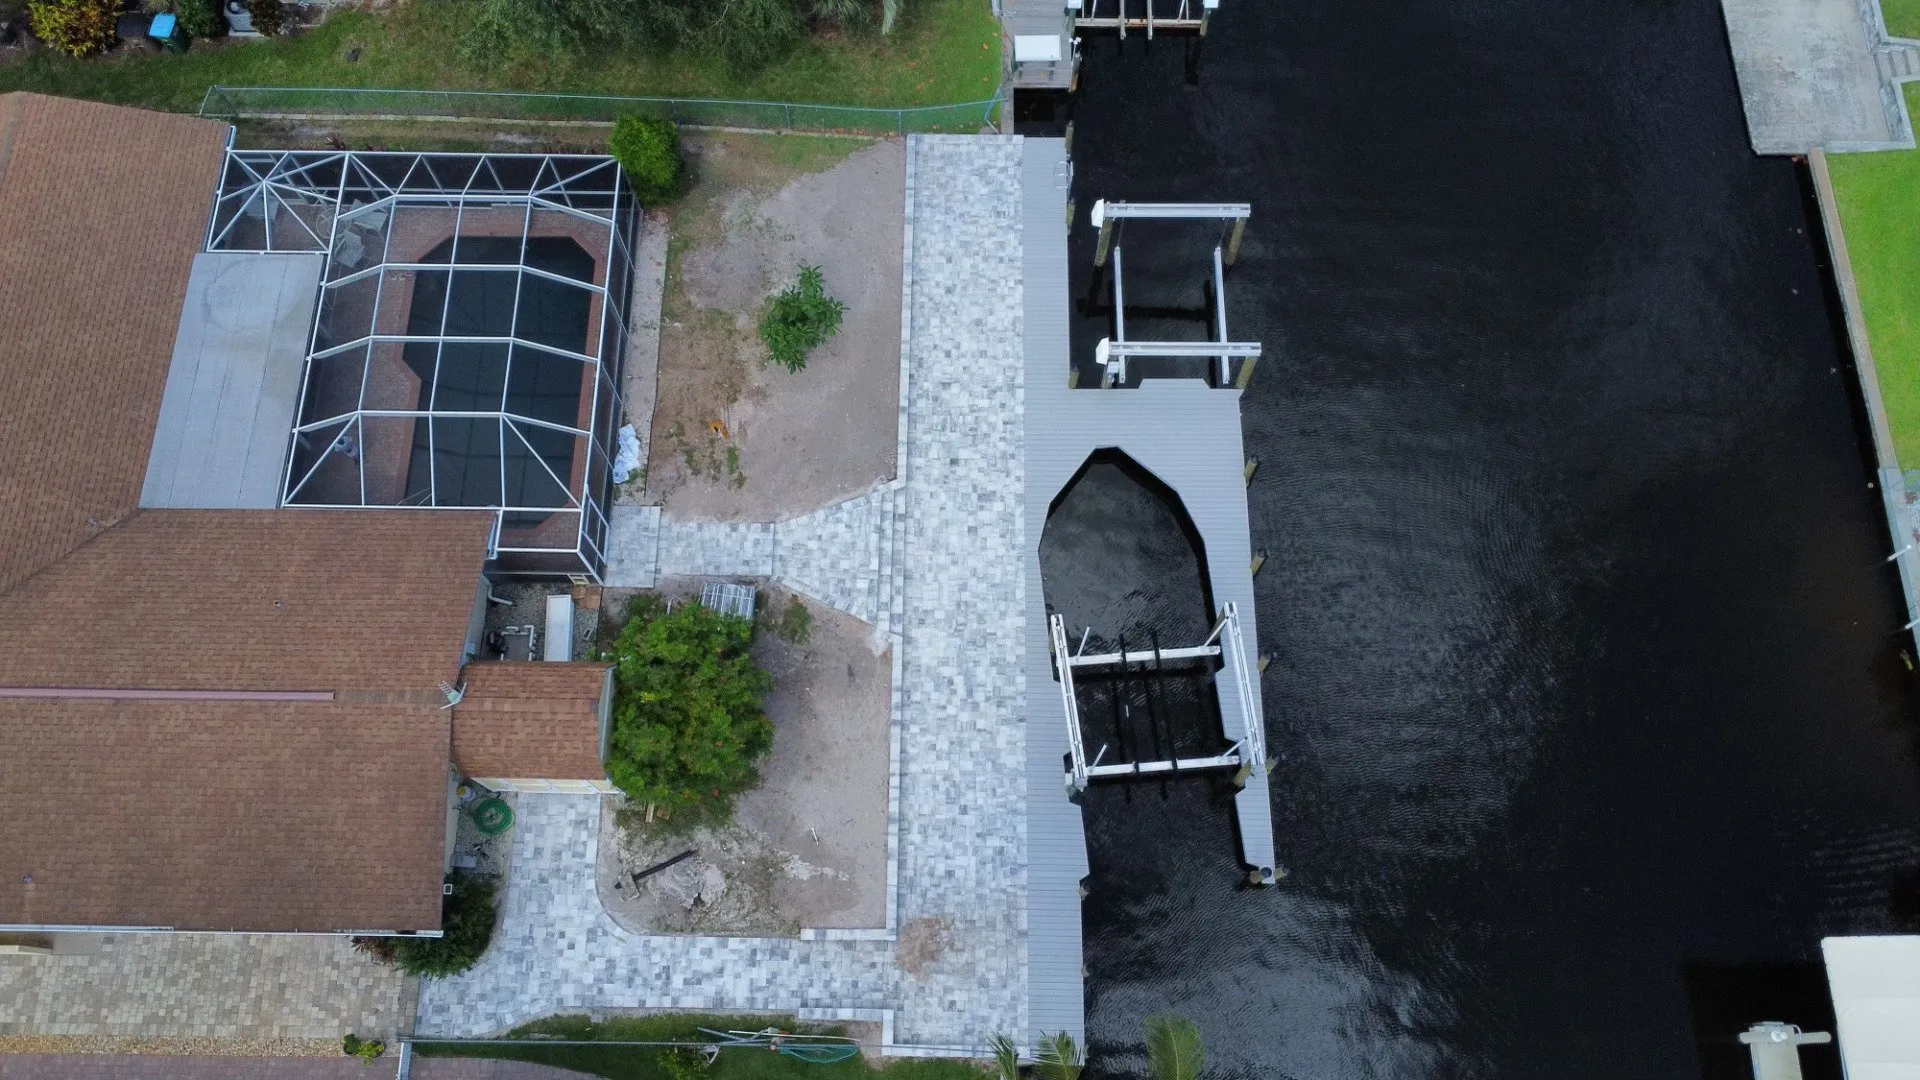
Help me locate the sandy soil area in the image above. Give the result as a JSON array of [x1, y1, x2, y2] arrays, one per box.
[[643, 134, 905, 522], [595, 585, 889, 934]]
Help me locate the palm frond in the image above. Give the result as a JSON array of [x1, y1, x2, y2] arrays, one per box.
[[1034, 1031, 1083, 1080], [990, 1033, 1022, 1080], [1144, 1015, 1205, 1080]]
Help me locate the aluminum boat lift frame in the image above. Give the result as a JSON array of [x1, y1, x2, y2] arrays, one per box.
[[1074, 0, 1219, 38], [1089, 200, 1261, 388], [1050, 603, 1268, 797]]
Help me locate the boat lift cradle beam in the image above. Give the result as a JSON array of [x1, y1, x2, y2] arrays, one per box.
[[1074, 0, 1220, 37], [1050, 602, 1264, 791], [1089, 200, 1258, 387]]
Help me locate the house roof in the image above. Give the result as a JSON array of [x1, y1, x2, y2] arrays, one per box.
[[0, 95, 529, 934], [0, 509, 493, 693], [452, 661, 612, 781], [0, 509, 494, 933], [0, 698, 453, 932], [0, 93, 230, 598]]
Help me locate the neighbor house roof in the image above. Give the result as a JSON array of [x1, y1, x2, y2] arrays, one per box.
[[0, 509, 495, 933], [0, 93, 230, 598], [452, 661, 612, 781]]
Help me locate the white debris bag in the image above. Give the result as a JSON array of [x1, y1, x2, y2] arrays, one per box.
[[612, 423, 642, 484]]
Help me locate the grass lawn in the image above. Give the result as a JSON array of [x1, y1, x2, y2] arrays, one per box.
[[1885, 0, 1920, 39], [0, 0, 1001, 114], [414, 1014, 986, 1080], [1828, 82, 1920, 464]]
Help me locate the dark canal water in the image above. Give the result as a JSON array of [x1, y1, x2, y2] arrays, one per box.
[[1033, 0, 1920, 1075]]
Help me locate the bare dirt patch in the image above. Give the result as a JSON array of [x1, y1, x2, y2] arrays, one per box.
[[643, 134, 904, 522], [596, 584, 890, 934]]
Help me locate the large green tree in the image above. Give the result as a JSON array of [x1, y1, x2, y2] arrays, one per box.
[[605, 597, 775, 814]]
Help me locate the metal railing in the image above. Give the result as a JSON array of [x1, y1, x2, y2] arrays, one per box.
[[197, 85, 1002, 135]]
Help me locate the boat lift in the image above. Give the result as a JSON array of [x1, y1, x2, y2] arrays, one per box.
[[1050, 602, 1265, 791], [1088, 200, 1262, 388], [1074, 0, 1220, 38]]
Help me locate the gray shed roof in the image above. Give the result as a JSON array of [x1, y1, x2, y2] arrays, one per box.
[[141, 252, 323, 509]]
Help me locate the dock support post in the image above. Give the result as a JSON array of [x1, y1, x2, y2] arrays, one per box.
[[1068, 367, 1080, 389], [1243, 456, 1257, 485], [1225, 217, 1246, 266], [1094, 220, 1115, 267], [1250, 550, 1266, 576], [1200, 8, 1211, 34], [1257, 654, 1270, 673], [1234, 354, 1257, 389]]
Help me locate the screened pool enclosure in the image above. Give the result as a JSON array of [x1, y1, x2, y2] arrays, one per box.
[[208, 149, 639, 580]]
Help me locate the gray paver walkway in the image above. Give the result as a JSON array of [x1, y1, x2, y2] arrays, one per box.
[[604, 483, 903, 640], [418, 136, 1032, 1053]]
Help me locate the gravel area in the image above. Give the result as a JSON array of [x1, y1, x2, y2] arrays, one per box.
[[643, 135, 904, 523]]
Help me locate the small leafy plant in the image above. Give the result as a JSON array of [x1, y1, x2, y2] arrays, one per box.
[[173, 0, 226, 38], [658, 1047, 708, 1080], [760, 265, 845, 374], [24, 0, 115, 56], [609, 115, 685, 206], [341, 1033, 386, 1061], [244, 0, 284, 35], [777, 596, 812, 645]]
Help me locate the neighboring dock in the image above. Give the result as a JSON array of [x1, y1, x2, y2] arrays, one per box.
[[1005, 0, 1076, 90]]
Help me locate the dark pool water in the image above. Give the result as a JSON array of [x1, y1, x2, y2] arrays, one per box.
[[1035, 0, 1920, 1075]]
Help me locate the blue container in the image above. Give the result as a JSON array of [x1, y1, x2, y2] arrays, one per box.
[[149, 12, 185, 52]]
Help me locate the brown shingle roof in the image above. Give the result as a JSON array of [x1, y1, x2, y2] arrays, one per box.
[[0, 96, 501, 935], [0, 93, 229, 597], [452, 662, 611, 781], [0, 698, 451, 932], [0, 509, 494, 693], [0, 508, 494, 932]]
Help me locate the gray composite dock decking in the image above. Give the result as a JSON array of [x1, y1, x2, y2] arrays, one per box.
[[1019, 145, 1276, 1037]]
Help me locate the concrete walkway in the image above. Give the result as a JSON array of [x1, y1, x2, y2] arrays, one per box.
[[1721, 0, 1920, 152], [418, 136, 1035, 1052]]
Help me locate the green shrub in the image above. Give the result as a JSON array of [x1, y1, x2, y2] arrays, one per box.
[[350, 873, 497, 978], [24, 0, 115, 57], [244, 0, 285, 35], [808, 0, 869, 30], [342, 1033, 386, 1061], [658, 1047, 708, 1080], [777, 596, 811, 645], [605, 596, 774, 816], [700, 0, 802, 71], [760, 265, 846, 373], [609, 115, 685, 206], [173, 0, 226, 38]]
